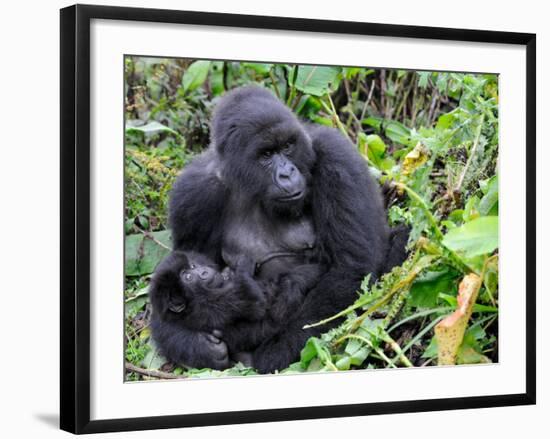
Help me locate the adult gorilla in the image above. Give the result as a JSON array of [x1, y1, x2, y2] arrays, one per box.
[[162, 86, 395, 373]]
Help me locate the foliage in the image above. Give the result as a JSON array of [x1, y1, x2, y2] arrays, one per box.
[[124, 56, 499, 380]]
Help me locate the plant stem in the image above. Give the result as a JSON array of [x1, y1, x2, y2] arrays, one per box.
[[337, 334, 397, 368], [455, 113, 485, 193], [394, 182, 444, 240], [321, 94, 350, 140], [125, 362, 182, 380], [379, 329, 414, 367], [269, 69, 281, 100]]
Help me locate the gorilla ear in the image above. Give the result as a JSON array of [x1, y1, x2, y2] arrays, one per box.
[[172, 251, 190, 268], [213, 123, 239, 156]]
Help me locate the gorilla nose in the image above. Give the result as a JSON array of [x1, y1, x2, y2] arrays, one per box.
[[278, 164, 296, 179], [276, 165, 298, 192], [198, 268, 212, 280]]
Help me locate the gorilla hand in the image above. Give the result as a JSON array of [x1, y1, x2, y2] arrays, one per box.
[[269, 277, 305, 323], [234, 253, 257, 277], [198, 329, 229, 370], [232, 351, 254, 368], [252, 328, 304, 374]]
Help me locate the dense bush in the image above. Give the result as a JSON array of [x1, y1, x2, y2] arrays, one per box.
[[124, 56, 498, 380]]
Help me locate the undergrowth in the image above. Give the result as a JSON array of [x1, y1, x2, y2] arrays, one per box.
[[124, 57, 498, 380]]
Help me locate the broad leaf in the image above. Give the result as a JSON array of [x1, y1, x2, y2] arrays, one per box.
[[479, 175, 498, 216], [125, 230, 172, 276], [299, 337, 332, 369], [442, 216, 498, 258], [293, 66, 340, 96], [182, 60, 211, 93], [126, 121, 178, 136], [385, 120, 413, 146], [209, 61, 225, 96], [409, 268, 458, 308], [142, 339, 167, 370], [243, 63, 272, 75], [357, 133, 394, 171], [361, 116, 383, 131]]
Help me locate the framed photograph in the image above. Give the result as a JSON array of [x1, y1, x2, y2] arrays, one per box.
[[60, 4, 536, 434]]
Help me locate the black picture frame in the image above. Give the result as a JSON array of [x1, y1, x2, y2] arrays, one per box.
[[60, 4, 536, 434]]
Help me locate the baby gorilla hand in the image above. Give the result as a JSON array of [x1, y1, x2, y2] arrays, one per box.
[[269, 277, 305, 323], [234, 255, 269, 320], [198, 329, 229, 370], [234, 254, 257, 276]]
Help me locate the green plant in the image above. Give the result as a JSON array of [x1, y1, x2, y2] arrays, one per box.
[[123, 57, 499, 379]]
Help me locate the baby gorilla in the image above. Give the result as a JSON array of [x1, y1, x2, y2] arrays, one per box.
[[149, 251, 267, 369]]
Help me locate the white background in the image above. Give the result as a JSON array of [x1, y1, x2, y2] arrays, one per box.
[[0, 0, 546, 437]]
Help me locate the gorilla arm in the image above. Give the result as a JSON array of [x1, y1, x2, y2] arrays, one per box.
[[252, 125, 391, 373], [169, 150, 227, 257], [158, 151, 230, 369]]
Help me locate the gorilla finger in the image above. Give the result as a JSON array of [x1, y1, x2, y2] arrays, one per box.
[[212, 329, 224, 338], [209, 340, 228, 359], [233, 351, 254, 367], [206, 334, 221, 344], [212, 356, 230, 370]]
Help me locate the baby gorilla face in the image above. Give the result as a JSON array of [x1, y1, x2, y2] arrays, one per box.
[[159, 252, 232, 315], [180, 262, 232, 290]]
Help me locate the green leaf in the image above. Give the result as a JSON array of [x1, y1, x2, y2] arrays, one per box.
[[422, 336, 438, 359], [334, 355, 352, 370], [479, 175, 498, 216], [124, 295, 148, 319], [126, 121, 178, 136], [418, 72, 430, 89], [436, 110, 456, 130], [456, 331, 491, 364], [299, 338, 317, 368], [142, 340, 166, 370], [210, 61, 225, 96], [385, 120, 413, 146], [344, 334, 370, 366], [293, 66, 340, 96], [357, 133, 395, 171], [439, 294, 498, 313], [463, 195, 480, 222], [125, 230, 172, 276], [442, 216, 498, 258], [361, 116, 383, 131], [299, 337, 331, 369], [182, 60, 211, 93], [243, 63, 272, 75], [409, 269, 458, 308], [366, 134, 386, 158]]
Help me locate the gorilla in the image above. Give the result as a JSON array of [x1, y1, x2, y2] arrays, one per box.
[[150, 250, 324, 368], [150, 251, 268, 330], [154, 85, 405, 373], [149, 251, 266, 369]]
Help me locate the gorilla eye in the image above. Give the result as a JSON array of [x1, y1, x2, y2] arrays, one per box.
[[261, 149, 274, 159], [190, 263, 196, 269], [282, 142, 293, 153]]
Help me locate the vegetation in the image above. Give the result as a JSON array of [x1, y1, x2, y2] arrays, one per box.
[[124, 56, 499, 380]]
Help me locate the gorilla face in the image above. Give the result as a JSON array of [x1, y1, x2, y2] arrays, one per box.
[[154, 251, 231, 316], [179, 259, 230, 290], [211, 87, 316, 215], [254, 124, 311, 208]]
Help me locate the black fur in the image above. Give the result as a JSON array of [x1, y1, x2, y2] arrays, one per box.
[[157, 85, 405, 373], [149, 251, 268, 369]]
